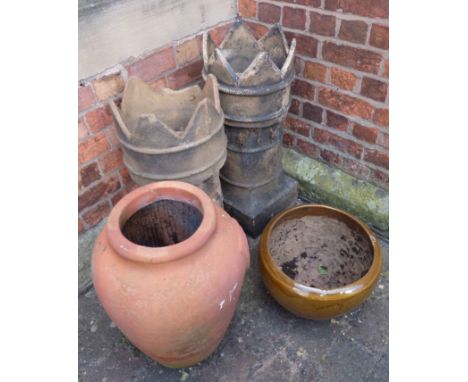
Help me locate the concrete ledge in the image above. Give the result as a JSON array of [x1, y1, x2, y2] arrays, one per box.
[[282, 149, 388, 235], [79, 0, 236, 79]]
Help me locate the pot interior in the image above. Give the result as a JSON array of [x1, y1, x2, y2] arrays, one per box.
[[268, 208, 374, 290], [121, 199, 203, 248]]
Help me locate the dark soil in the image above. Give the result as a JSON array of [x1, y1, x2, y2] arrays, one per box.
[[269, 215, 372, 289], [122, 199, 202, 247]]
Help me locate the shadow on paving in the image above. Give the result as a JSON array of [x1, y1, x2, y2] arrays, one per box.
[[79, 232, 389, 382]]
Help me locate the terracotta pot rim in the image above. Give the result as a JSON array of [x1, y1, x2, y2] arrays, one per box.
[[106, 181, 217, 263], [260, 204, 382, 300]]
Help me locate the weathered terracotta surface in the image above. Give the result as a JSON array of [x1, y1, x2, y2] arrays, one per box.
[[92, 181, 250, 367], [260, 204, 382, 320], [203, 21, 298, 235], [109, 74, 227, 204]]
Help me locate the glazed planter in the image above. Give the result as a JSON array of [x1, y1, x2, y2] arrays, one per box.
[[202, 21, 298, 236], [109, 74, 227, 204], [260, 204, 382, 320], [92, 181, 250, 367]]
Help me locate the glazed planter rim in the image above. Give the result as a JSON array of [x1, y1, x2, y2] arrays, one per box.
[[106, 181, 216, 264], [260, 204, 382, 301]]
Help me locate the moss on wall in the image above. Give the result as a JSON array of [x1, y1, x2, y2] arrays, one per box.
[[283, 149, 388, 234]]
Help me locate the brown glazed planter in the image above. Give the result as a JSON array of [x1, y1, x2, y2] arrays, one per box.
[[92, 181, 250, 367], [259, 204, 382, 320]]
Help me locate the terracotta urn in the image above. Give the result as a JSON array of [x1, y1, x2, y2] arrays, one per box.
[[260, 204, 382, 320], [91, 181, 250, 367]]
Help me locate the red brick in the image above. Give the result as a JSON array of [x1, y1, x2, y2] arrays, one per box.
[[283, 132, 295, 147], [92, 73, 125, 101], [269, 0, 319, 4], [364, 148, 388, 169], [78, 84, 96, 112], [239, 0, 257, 18], [370, 24, 389, 49], [175, 35, 202, 66], [78, 133, 110, 164], [78, 218, 85, 234], [166, 60, 203, 90], [127, 47, 175, 82], [383, 59, 389, 78], [78, 119, 88, 140], [341, 157, 370, 178], [294, 56, 304, 76], [79, 162, 101, 189], [377, 132, 389, 149], [309, 12, 336, 37], [285, 116, 311, 137], [105, 125, 120, 147], [361, 77, 388, 102], [120, 167, 133, 187], [258, 3, 281, 24], [78, 168, 82, 190], [85, 105, 113, 133], [370, 169, 389, 186], [373, 108, 389, 127], [285, 32, 318, 58], [291, 79, 315, 100], [149, 77, 168, 91], [111, 189, 127, 206], [323, 42, 382, 74], [297, 139, 320, 157], [296, 0, 321, 5], [245, 21, 269, 39], [78, 175, 121, 211], [82, 201, 111, 228], [269, 0, 320, 5], [338, 0, 389, 19], [209, 22, 235, 46], [320, 149, 341, 166], [99, 148, 123, 174], [313, 128, 363, 158], [283, 7, 306, 30], [338, 20, 368, 44], [326, 110, 349, 131], [319, 88, 373, 119], [330, 67, 357, 90], [352, 123, 379, 143], [127, 182, 140, 193], [289, 98, 301, 115], [304, 61, 327, 82], [324, 0, 339, 11], [303, 102, 323, 123]]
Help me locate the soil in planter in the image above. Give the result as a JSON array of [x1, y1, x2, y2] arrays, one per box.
[[269, 216, 373, 289], [122, 199, 202, 247]]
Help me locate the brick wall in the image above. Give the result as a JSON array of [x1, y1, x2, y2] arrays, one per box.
[[78, 21, 234, 233], [239, 0, 389, 188], [79, 1, 389, 234]]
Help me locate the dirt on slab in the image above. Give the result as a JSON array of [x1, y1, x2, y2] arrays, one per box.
[[269, 215, 373, 289]]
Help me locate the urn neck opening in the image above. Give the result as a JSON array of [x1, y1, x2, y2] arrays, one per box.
[[106, 181, 217, 263], [121, 199, 203, 248]]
